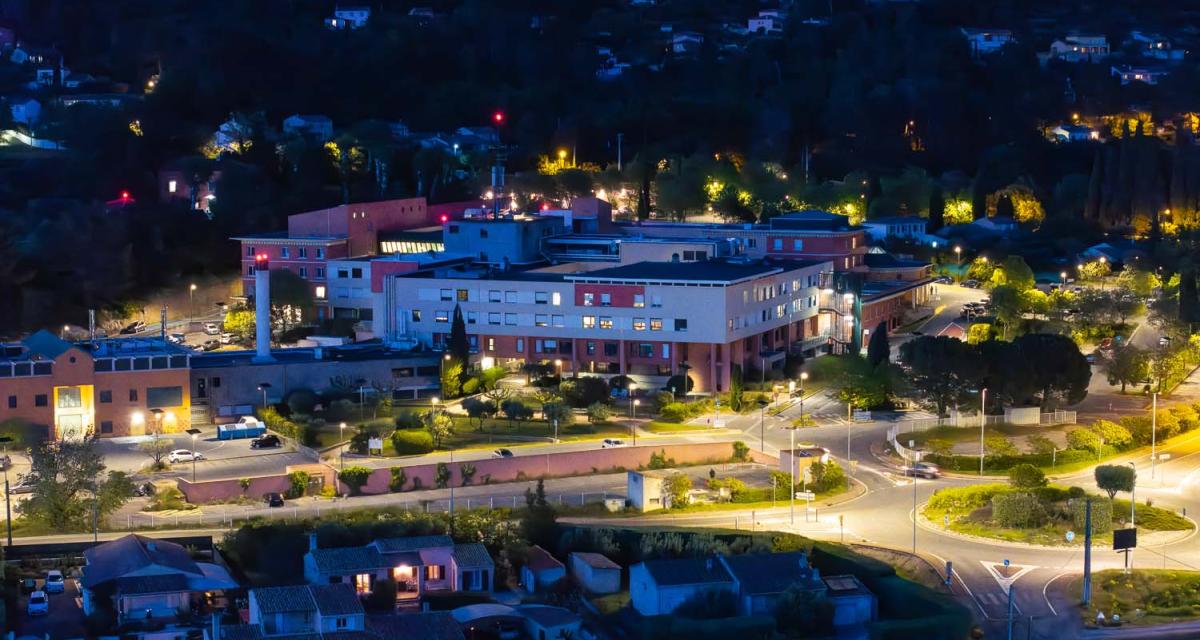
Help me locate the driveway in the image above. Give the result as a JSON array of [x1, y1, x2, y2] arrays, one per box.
[[94, 432, 312, 482], [14, 572, 86, 639]]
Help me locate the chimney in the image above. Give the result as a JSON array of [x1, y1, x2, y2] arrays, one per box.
[[308, 532, 318, 552], [252, 254, 275, 364]]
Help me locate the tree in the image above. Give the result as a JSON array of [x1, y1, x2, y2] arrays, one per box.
[[1067, 428, 1102, 452], [501, 400, 533, 427], [1100, 345, 1150, 393], [1117, 268, 1161, 297], [899, 336, 983, 416], [866, 321, 889, 367], [1089, 419, 1132, 449], [223, 309, 255, 341], [586, 402, 611, 423], [664, 473, 692, 508], [421, 410, 453, 448], [532, 388, 562, 416], [268, 268, 315, 328], [543, 402, 574, 429], [140, 436, 174, 471], [461, 398, 494, 431], [729, 364, 745, 411], [1010, 334, 1092, 408], [439, 360, 463, 399], [19, 442, 133, 532], [991, 256, 1036, 291], [1008, 463, 1046, 489], [448, 304, 470, 367], [521, 479, 557, 548], [1095, 464, 1135, 500], [988, 285, 1025, 339]]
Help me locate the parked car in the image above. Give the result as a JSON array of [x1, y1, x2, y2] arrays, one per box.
[[934, 276, 952, 284], [27, 591, 48, 616], [167, 449, 205, 464], [218, 332, 236, 345], [250, 434, 281, 449], [167, 333, 186, 345], [0, 454, 11, 471], [1099, 337, 1113, 350], [119, 321, 146, 335], [493, 448, 514, 458], [19, 578, 36, 594], [44, 570, 64, 594], [1086, 353, 1097, 365], [200, 339, 221, 352], [264, 492, 284, 507], [9, 474, 34, 494], [961, 279, 980, 289], [204, 322, 221, 335], [601, 438, 627, 448], [1160, 336, 1172, 347], [903, 462, 942, 479]]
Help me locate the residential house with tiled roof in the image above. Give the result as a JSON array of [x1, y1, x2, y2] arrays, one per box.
[[630, 556, 734, 616], [520, 545, 566, 593], [720, 551, 825, 615], [568, 552, 621, 594], [209, 583, 367, 639]]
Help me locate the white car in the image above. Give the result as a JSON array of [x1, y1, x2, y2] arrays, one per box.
[[203, 322, 221, 335], [44, 570, 64, 594], [601, 438, 628, 448], [26, 590, 48, 616], [167, 333, 186, 345], [218, 332, 235, 345], [167, 449, 205, 464]]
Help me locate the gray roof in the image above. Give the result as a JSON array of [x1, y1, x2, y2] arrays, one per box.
[[82, 535, 201, 589], [218, 624, 265, 640], [516, 604, 580, 628], [453, 543, 494, 568], [639, 557, 732, 587], [865, 216, 927, 225], [721, 552, 823, 595], [253, 585, 316, 614], [824, 574, 873, 597], [373, 535, 453, 553], [310, 546, 390, 575], [311, 583, 364, 616], [571, 552, 620, 570], [115, 574, 190, 595], [566, 259, 818, 284], [366, 612, 464, 640]]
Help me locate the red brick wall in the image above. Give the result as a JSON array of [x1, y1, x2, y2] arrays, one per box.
[[573, 284, 645, 308]]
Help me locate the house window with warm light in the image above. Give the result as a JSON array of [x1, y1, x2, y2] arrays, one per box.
[[355, 574, 371, 594], [315, 286, 327, 299], [168, 180, 177, 193]]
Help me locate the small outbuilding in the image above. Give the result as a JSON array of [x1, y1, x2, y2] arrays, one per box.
[[569, 552, 621, 594]]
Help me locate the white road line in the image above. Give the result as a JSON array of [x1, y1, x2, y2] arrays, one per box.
[[1042, 572, 1069, 617]]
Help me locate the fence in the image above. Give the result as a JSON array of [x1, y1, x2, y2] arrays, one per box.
[[897, 411, 1076, 433], [126, 490, 617, 530]]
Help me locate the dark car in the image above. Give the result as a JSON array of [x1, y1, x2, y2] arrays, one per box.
[[493, 448, 514, 458], [8, 474, 34, 494], [250, 434, 282, 449], [19, 577, 36, 594], [903, 462, 942, 479], [200, 340, 221, 352], [264, 493, 284, 507], [119, 321, 146, 335]]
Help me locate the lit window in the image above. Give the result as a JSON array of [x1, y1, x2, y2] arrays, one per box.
[[435, 311, 449, 323], [773, 239, 782, 251], [412, 310, 422, 322], [315, 286, 326, 299], [535, 314, 549, 327], [599, 317, 613, 329], [650, 318, 663, 331], [583, 316, 596, 328], [633, 318, 646, 331], [457, 289, 468, 301], [552, 292, 561, 306], [355, 574, 371, 594], [583, 293, 594, 306], [167, 180, 177, 193]]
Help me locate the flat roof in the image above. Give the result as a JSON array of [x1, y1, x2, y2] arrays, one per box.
[[190, 343, 436, 369], [565, 259, 823, 285]]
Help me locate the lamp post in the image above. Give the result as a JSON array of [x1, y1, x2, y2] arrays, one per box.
[[0, 435, 12, 547], [554, 359, 563, 380], [758, 398, 769, 452], [632, 399, 640, 420], [257, 383, 271, 408], [1151, 393, 1158, 479], [1128, 461, 1137, 572], [979, 388, 988, 476], [1099, 257, 1108, 290], [339, 422, 346, 472], [954, 246, 962, 281], [186, 428, 202, 483], [1060, 271, 1068, 287], [189, 283, 197, 326], [628, 383, 637, 417]]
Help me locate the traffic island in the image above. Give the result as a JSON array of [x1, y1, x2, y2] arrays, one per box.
[[1071, 569, 1200, 627]]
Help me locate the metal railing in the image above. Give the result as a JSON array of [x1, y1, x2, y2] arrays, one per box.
[[897, 411, 1076, 433]]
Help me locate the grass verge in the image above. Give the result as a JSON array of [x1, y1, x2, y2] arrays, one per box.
[[1071, 569, 1200, 626]]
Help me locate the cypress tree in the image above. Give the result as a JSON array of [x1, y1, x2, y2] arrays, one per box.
[[867, 321, 889, 367], [448, 304, 470, 370], [928, 183, 945, 231]]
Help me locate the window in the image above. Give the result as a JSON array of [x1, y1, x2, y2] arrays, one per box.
[[552, 314, 564, 327], [100, 421, 113, 434], [793, 239, 803, 251], [772, 239, 782, 251], [637, 344, 654, 358], [435, 310, 449, 323], [467, 311, 477, 324], [281, 247, 290, 258], [439, 289, 452, 301], [486, 338, 495, 351], [34, 394, 47, 407], [317, 247, 325, 259], [57, 388, 82, 408], [633, 294, 645, 308], [6, 396, 14, 409], [336, 617, 348, 629], [633, 318, 646, 331], [748, 238, 757, 248], [147, 386, 183, 408], [247, 266, 255, 276], [776, 304, 785, 319], [586, 341, 596, 355], [425, 565, 446, 580], [603, 342, 618, 356], [316, 268, 325, 278], [504, 313, 517, 326], [315, 285, 327, 299], [505, 291, 517, 303], [128, 389, 138, 402], [168, 179, 177, 193], [213, 377, 221, 388], [246, 246, 256, 257], [448, 224, 460, 234], [411, 310, 422, 322], [600, 293, 612, 306], [662, 344, 671, 359], [552, 292, 561, 306], [675, 318, 688, 331], [598, 317, 613, 329], [457, 289, 468, 302], [99, 390, 112, 403], [582, 315, 596, 329], [650, 318, 663, 331], [651, 295, 662, 307], [488, 313, 501, 325], [298, 267, 307, 278], [583, 293, 594, 306], [355, 573, 371, 595], [516, 338, 524, 352], [298, 247, 308, 258], [489, 290, 502, 302], [535, 314, 549, 327], [535, 291, 549, 305]]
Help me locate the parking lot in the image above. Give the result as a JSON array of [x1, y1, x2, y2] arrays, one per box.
[[15, 570, 86, 639], [93, 430, 314, 482]]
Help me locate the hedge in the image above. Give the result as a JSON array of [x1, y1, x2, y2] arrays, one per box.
[[256, 406, 306, 441], [637, 614, 776, 640], [992, 492, 1045, 528], [924, 447, 1096, 472], [1070, 498, 1113, 534], [390, 430, 434, 455]]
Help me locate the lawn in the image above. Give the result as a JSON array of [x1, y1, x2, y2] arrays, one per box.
[[643, 421, 713, 433], [445, 417, 629, 446], [589, 592, 630, 615], [1071, 570, 1200, 626]]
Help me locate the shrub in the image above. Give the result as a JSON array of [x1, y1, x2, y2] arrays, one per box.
[[389, 467, 407, 492], [665, 474, 692, 508], [992, 492, 1046, 528], [461, 377, 480, 395], [731, 441, 750, 462], [984, 435, 1017, 457], [1025, 435, 1057, 455], [285, 389, 319, 416], [1007, 463, 1046, 489], [926, 438, 953, 456], [708, 476, 749, 499], [665, 374, 695, 397], [435, 462, 451, 489], [1066, 428, 1101, 451], [1089, 420, 1131, 450], [256, 406, 307, 441], [1170, 404, 1200, 432], [393, 411, 422, 430], [1155, 409, 1181, 439], [390, 430, 434, 455], [586, 402, 611, 423], [460, 463, 476, 486], [563, 376, 611, 407], [543, 402, 574, 427], [338, 466, 372, 495], [287, 470, 309, 499], [1071, 497, 1113, 534], [647, 449, 676, 470], [660, 402, 690, 422], [926, 483, 1010, 514]]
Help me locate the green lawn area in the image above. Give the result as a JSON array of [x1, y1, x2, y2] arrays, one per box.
[[589, 592, 630, 615], [446, 417, 629, 446], [669, 483, 850, 514], [643, 421, 713, 433], [907, 423, 1069, 448], [1072, 570, 1200, 626]]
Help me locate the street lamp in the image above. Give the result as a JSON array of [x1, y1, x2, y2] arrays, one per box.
[[978, 388, 988, 476], [186, 428, 202, 483], [339, 422, 347, 472], [1060, 271, 1068, 286], [757, 398, 769, 452], [189, 283, 197, 326], [1128, 461, 1137, 571], [257, 383, 271, 408], [554, 359, 563, 379], [628, 383, 637, 417], [632, 398, 641, 419], [954, 246, 962, 280]]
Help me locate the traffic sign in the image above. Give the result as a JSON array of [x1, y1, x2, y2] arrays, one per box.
[[1003, 559, 1010, 567], [795, 491, 815, 500], [1066, 531, 1075, 543]]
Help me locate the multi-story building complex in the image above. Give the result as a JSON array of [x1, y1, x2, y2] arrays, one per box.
[[379, 257, 831, 392]]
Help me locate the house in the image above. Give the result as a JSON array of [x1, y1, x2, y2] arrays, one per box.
[[748, 11, 782, 35], [862, 216, 927, 242], [515, 604, 583, 640], [961, 28, 1013, 57], [778, 447, 832, 481], [1111, 64, 1169, 85], [627, 469, 676, 512], [80, 535, 238, 628], [8, 96, 40, 126], [521, 545, 566, 592], [971, 216, 1019, 237], [721, 552, 825, 615], [1050, 123, 1101, 142], [248, 583, 365, 635], [283, 114, 334, 142], [1128, 31, 1185, 61], [303, 542, 393, 596], [569, 552, 621, 594], [364, 611, 464, 640], [630, 556, 734, 616], [327, 5, 370, 29], [1048, 35, 1110, 62], [823, 575, 878, 628], [303, 534, 493, 603]]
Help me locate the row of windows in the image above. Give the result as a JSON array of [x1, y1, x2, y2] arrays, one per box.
[[93, 356, 189, 372], [416, 310, 689, 333], [482, 338, 671, 360], [337, 268, 364, 279], [0, 362, 53, 378], [583, 316, 683, 332], [728, 297, 817, 331], [247, 265, 327, 279], [245, 245, 326, 259]]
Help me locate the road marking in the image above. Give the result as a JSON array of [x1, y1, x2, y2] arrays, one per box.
[[981, 560, 1038, 595], [1042, 572, 1069, 617]]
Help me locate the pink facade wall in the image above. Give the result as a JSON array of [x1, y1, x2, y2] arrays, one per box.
[[178, 474, 292, 503]]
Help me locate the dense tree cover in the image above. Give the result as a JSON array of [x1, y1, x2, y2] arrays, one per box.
[[18, 441, 134, 531]]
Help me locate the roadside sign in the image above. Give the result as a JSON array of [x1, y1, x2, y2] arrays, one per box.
[[1003, 559, 1010, 567], [1159, 454, 1172, 461], [1066, 531, 1075, 543], [853, 409, 872, 421], [1113, 528, 1137, 551], [368, 437, 383, 454], [802, 467, 813, 483], [795, 491, 816, 500]]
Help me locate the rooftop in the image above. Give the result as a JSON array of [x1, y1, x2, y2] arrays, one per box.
[[373, 534, 452, 553], [564, 258, 821, 285], [515, 604, 580, 628], [864, 216, 927, 225], [640, 557, 733, 587], [253, 585, 316, 614], [82, 535, 202, 589], [366, 612, 464, 640], [309, 546, 390, 575], [453, 543, 495, 568], [571, 552, 620, 570], [526, 545, 565, 572], [722, 552, 822, 595], [310, 583, 365, 616], [824, 574, 873, 598], [191, 343, 436, 369]]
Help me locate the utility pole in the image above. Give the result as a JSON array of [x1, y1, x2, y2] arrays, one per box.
[[1128, 461, 1137, 572], [912, 474, 918, 555], [616, 133, 623, 172], [979, 388, 988, 475], [1151, 393, 1158, 479], [1082, 498, 1093, 606], [1007, 584, 1015, 640]]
